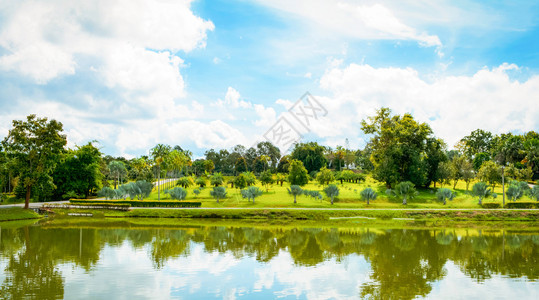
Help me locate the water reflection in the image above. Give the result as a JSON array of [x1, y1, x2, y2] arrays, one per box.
[[0, 222, 537, 299]]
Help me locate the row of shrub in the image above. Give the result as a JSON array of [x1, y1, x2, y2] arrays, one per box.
[[70, 199, 202, 208], [481, 202, 538, 209]]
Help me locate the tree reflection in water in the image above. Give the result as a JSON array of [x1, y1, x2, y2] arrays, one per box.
[[0, 223, 537, 299]]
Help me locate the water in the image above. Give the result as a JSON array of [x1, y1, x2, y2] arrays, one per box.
[[0, 220, 537, 299]]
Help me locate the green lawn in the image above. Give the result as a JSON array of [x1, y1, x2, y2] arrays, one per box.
[[0, 207, 41, 221], [145, 175, 535, 209]]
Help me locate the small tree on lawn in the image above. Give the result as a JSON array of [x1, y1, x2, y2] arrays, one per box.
[[166, 187, 187, 200], [316, 167, 335, 186], [259, 170, 274, 191], [360, 187, 377, 205], [436, 188, 455, 205], [241, 186, 263, 203], [506, 182, 524, 202], [195, 177, 207, 188], [210, 172, 224, 187], [234, 173, 247, 189], [288, 159, 308, 186], [193, 188, 201, 198], [176, 176, 193, 188], [275, 173, 287, 187], [324, 184, 339, 205], [528, 185, 539, 201], [288, 185, 303, 204], [472, 182, 493, 205], [387, 181, 417, 205], [210, 186, 227, 203]]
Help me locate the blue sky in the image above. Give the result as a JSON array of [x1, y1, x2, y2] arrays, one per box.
[[0, 0, 538, 158]]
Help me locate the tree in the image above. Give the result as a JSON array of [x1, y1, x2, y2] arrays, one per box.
[[275, 173, 287, 187], [472, 182, 494, 205], [176, 177, 193, 188], [256, 141, 281, 169], [166, 187, 187, 200], [193, 188, 201, 198], [460, 129, 494, 158], [361, 108, 433, 188], [473, 152, 490, 171], [287, 185, 303, 204], [2, 115, 67, 208], [461, 160, 475, 191], [477, 161, 501, 188], [129, 180, 153, 200], [288, 159, 309, 186], [436, 188, 455, 205], [360, 187, 377, 205], [234, 173, 248, 189], [323, 184, 339, 205], [241, 186, 263, 203], [242, 171, 256, 186], [52, 142, 103, 199], [203, 160, 215, 173], [108, 160, 127, 189], [259, 170, 274, 191], [210, 172, 224, 187], [195, 176, 207, 188], [151, 144, 171, 201], [290, 142, 328, 174], [505, 181, 527, 202], [316, 167, 335, 186], [528, 185, 539, 201], [387, 181, 417, 205], [235, 156, 248, 174], [210, 186, 227, 203], [449, 155, 467, 189], [435, 161, 452, 188]]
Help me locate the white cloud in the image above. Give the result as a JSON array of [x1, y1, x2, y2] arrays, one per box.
[[215, 87, 252, 109], [317, 62, 539, 148], [255, 0, 441, 49], [253, 104, 276, 127]]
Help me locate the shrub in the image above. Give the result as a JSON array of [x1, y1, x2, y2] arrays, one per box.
[[165, 187, 187, 200], [481, 203, 501, 209], [69, 199, 201, 208], [505, 202, 538, 209]]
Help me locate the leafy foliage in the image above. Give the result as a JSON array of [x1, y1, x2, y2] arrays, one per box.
[[288, 159, 309, 186], [387, 181, 418, 205], [165, 187, 188, 200], [240, 186, 263, 203], [360, 187, 378, 205], [472, 182, 493, 205], [210, 186, 227, 203], [435, 188, 455, 205], [316, 167, 335, 186], [323, 184, 339, 205], [287, 185, 303, 204]]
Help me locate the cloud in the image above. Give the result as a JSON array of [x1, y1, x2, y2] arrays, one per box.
[[317, 62, 539, 148], [253, 104, 276, 127], [255, 0, 441, 50], [215, 87, 252, 109]]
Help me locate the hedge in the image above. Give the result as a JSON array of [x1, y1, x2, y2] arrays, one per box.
[[69, 199, 202, 208], [43, 203, 130, 211], [505, 202, 538, 209], [481, 203, 501, 209]]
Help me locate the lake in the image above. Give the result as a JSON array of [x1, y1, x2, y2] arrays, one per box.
[[0, 220, 537, 299]]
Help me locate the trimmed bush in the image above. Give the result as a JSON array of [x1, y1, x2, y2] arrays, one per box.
[[481, 203, 501, 209], [70, 199, 201, 208], [505, 202, 538, 209]]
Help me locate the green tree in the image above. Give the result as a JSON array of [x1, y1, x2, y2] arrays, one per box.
[[235, 156, 248, 173], [210, 172, 224, 187], [151, 144, 171, 201], [259, 170, 274, 191], [316, 167, 335, 186], [2, 115, 67, 208], [505, 181, 527, 202], [287, 185, 303, 204], [108, 160, 127, 189], [275, 173, 287, 187], [472, 152, 490, 171], [460, 129, 494, 158], [210, 186, 227, 203], [288, 159, 309, 186], [195, 176, 207, 188], [436, 188, 455, 205], [234, 173, 247, 189], [361, 108, 433, 188], [472, 182, 494, 205], [165, 187, 187, 200], [461, 160, 475, 191], [435, 161, 452, 188], [323, 184, 339, 205], [477, 161, 501, 188], [290, 142, 328, 174], [387, 181, 418, 205], [241, 186, 263, 203], [528, 185, 539, 201], [360, 187, 377, 205], [242, 171, 256, 186], [176, 176, 193, 188]]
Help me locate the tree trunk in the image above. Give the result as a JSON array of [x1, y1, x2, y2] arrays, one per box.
[[453, 180, 458, 189], [280, 181, 283, 187], [157, 167, 161, 201], [294, 195, 297, 204], [478, 197, 482, 205], [402, 197, 407, 205], [25, 185, 31, 209], [331, 196, 334, 205]]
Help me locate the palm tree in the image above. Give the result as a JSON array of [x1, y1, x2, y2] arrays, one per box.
[[324, 184, 339, 204], [288, 185, 303, 204], [360, 187, 377, 205], [529, 185, 539, 201], [472, 182, 493, 205], [387, 181, 417, 205], [506, 182, 524, 202], [210, 172, 224, 187], [436, 188, 455, 205], [151, 144, 171, 201], [210, 186, 227, 203]]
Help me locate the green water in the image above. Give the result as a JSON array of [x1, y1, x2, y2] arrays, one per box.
[[0, 221, 537, 299]]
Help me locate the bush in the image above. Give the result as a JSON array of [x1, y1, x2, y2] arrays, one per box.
[[481, 203, 501, 209], [505, 202, 538, 209], [70, 199, 201, 208]]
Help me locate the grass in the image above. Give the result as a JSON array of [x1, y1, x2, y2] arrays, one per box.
[[0, 207, 42, 222], [143, 175, 535, 209]]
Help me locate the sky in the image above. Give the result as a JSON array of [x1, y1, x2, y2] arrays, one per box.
[[0, 0, 538, 158]]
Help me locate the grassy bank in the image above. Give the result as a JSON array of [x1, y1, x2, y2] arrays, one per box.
[[48, 207, 539, 222], [0, 207, 42, 222]]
